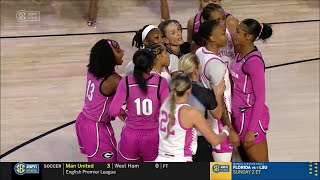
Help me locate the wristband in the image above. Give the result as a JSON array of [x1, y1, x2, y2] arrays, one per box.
[[222, 129, 229, 136]]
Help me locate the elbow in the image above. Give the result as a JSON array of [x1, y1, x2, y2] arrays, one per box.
[[210, 107, 222, 120]]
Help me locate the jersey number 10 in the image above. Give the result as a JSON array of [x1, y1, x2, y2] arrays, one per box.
[[134, 98, 153, 115]]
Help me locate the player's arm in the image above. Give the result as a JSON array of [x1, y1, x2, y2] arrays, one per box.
[[109, 78, 127, 117], [242, 57, 266, 149], [209, 79, 225, 120], [100, 73, 122, 96], [159, 77, 170, 104], [206, 61, 231, 127], [226, 16, 240, 54], [160, 0, 170, 20], [244, 58, 266, 132], [188, 108, 229, 146], [187, 16, 195, 43], [206, 61, 240, 147]]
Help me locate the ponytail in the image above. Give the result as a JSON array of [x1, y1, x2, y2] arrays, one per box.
[[242, 19, 273, 42], [166, 73, 191, 138], [166, 89, 177, 138], [192, 32, 206, 46], [258, 23, 273, 42], [132, 25, 149, 49], [133, 49, 155, 93]]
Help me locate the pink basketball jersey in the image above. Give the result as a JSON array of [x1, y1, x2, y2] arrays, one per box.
[[230, 48, 265, 109], [124, 75, 169, 129], [81, 72, 114, 122]]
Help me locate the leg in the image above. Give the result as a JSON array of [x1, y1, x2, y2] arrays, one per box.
[[75, 113, 86, 154], [139, 128, 159, 162], [87, 122, 117, 162], [245, 140, 269, 162], [117, 126, 141, 162], [87, 0, 98, 27], [236, 144, 250, 162]]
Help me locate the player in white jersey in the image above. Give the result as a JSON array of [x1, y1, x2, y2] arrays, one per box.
[[194, 20, 240, 162], [191, 3, 238, 69], [155, 73, 230, 162]]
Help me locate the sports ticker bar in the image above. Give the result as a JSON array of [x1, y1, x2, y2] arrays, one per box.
[[0, 162, 318, 180]]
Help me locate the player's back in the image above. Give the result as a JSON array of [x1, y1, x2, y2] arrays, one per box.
[[125, 74, 166, 129], [82, 72, 114, 122], [158, 99, 197, 157]]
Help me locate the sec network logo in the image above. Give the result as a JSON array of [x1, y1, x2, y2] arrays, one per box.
[[14, 162, 40, 175], [213, 164, 230, 173]]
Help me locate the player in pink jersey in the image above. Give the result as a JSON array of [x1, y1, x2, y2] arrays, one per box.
[[125, 24, 164, 76], [75, 39, 124, 162], [155, 73, 230, 162], [187, 1, 238, 48], [231, 18, 273, 162], [110, 49, 170, 162], [191, 3, 238, 62], [194, 20, 240, 162]]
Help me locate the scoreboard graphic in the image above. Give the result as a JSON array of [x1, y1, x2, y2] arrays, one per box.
[[0, 162, 318, 180]]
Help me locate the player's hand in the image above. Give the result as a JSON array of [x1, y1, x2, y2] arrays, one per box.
[[212, 80, 225, 98], [118, 108, 127, 122], [244, 131, 255, 149], [228, 130, 240, 147]]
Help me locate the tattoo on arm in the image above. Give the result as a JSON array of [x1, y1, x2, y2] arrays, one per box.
[[220, 100, 234, 130]]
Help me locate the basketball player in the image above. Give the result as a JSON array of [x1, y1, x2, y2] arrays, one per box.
[[187, 0, 238, 44], [191, 3, 238, 62], [109, 49, 169, 162], [125, 25, 164, 76], [230, 19, 273, 162], [155, 73, 230, 162], [180, 53, 226, 162], [148, 43, 171, 82], [75, 39, 124, 162], [194, 20, 240, 162]]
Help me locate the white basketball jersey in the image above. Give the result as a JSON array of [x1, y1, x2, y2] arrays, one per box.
[[158, 99, 198, 157], [196, 47, 232, 115], [150, 68, 171, 83], [219, 28, 235, 65]]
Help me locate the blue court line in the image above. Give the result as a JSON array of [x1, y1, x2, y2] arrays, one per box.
[[0, 19, 319, 39], [0, 57, 318, 159]]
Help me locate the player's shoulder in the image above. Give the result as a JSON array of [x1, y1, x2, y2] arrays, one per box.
[[187, 14, 196, 26], [180, 105, 201, 116]]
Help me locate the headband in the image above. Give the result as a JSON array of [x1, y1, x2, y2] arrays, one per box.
[[142, 25, 158, 42], [256, 23, 264, 40]]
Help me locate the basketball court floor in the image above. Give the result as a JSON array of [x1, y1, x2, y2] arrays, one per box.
[[0, 0, 319, 162]]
